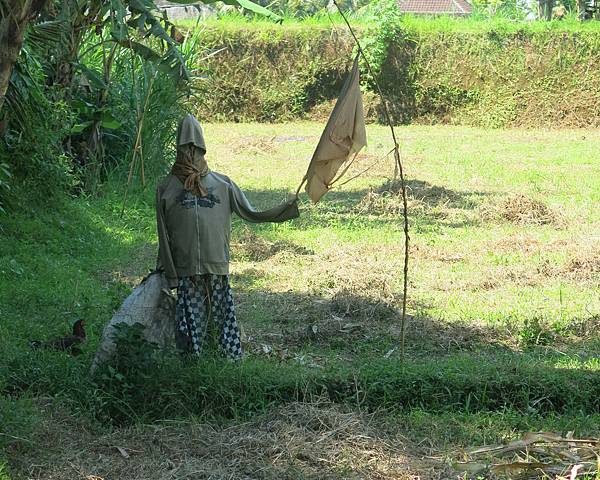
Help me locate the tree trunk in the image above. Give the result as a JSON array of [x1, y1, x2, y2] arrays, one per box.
[[0, 0, 48, 113], [546, 0, 555, 19], [0, 1, 31, 112]]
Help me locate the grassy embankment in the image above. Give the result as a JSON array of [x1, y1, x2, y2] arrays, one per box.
[[179, 13, 600, 129], [1, 123, 599, 478]]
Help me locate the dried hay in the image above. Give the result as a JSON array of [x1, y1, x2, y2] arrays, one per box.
[[232, 244, 404, 352], [357, 189, 407, 217], [309, 247, 401, 322], [232, 135, 277, 155], [232, 226, 313, 262], [273, 134, 317, 144], [491, 235, 541, 255], [357, 179, 481, 220], [564, 315, 600, 338], [485, 237, 600, 282], [474, 261, 565, 292], [563, 246, 600, 280], [454, 431, 600, 479], [399, 316, 495, 355], [410, 243, 466, 263], [480, 194, 563, 226], [18, 400, 438, 480], [357, 180, 428, 218]]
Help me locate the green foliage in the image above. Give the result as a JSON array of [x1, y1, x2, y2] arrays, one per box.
[[0, 120, 599, 475], [75, 39, 185, 188], [0, 162, 11, 215], [90, 322, 167, 424], [222, 0, 369, 18], [4, 348, 600, 429], [0, 463, 9, 480], [0, 0, 282, 209], [360, 0, 417, 123], [517, 317, 556, 347], [0, 49, 76, 204], [0, 396, 37, 454]]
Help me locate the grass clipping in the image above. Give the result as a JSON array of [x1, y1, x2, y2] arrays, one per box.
[[454, 431, 600, 479], [22, 400, 436, 480], [480, 194, 563, 226]]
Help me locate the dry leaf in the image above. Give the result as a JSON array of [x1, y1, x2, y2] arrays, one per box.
[[570, 463, 583, 480], [340, 323, 362, 333], [384, 347, 397, 358], [115, 446, 129, 459], [454, 461, 488, 474]]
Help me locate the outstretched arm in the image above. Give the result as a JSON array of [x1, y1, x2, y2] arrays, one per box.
[[229, 180, 299, 223]]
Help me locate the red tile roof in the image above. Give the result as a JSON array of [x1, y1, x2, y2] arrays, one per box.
[[398, 0, 473, 15]]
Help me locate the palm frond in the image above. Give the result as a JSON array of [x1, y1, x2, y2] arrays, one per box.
[[171, 0, 283, 22], [26, 20, 69, 51]]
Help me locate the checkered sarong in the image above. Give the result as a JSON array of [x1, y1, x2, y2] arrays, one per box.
[[175, 275, 242, 360]]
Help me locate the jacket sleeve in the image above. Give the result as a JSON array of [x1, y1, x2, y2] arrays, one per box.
[[156, 185, 178, 288], [229, 180, 300, 223]]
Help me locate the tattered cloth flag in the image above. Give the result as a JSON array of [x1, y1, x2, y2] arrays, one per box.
[[303, 53, 367, 203]]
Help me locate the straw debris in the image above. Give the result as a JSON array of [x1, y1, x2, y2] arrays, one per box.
[[232, 135, 277, 155], [563, 246, 600, 280], [454, 431, 600, 479], [480, 194, 563, 226], [19, 400, 439, 480], [310, 248, 401, 322], [232, 226, 313, 261]]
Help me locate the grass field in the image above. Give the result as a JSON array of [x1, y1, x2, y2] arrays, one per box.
[[1, 122, 599, 479]]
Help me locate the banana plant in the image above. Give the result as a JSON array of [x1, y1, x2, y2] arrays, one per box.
[[0, 0, 280, 112]]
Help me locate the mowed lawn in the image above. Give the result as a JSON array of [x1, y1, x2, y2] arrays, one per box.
[[208, 123, 600, 361], [1, 123, 600, 479]]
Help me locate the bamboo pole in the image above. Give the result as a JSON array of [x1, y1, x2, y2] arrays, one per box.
[[332, 0, 410, 361]]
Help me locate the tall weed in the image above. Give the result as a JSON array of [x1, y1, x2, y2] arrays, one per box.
[[0, 50, 76, 206]]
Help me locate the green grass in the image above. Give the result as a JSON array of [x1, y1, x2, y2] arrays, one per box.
[[1, 123, 600, 477], [176, 10, 600, 34]]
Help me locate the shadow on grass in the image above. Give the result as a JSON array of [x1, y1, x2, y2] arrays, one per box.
[[2, 182, 599, 437], [0, 191, 157, 355], [239, 179, 500, 233]]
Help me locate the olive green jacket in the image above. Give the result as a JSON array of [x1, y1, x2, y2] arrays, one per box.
[[156, 172, 299, 288]]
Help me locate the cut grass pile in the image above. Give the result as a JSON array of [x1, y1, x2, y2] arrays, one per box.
[[1, 123, 599, 478]]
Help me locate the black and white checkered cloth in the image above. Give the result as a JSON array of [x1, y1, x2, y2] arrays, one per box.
[[176, 275, 242, 360]]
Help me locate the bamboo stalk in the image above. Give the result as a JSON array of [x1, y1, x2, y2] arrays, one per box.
[[332, 0, 410, 362]]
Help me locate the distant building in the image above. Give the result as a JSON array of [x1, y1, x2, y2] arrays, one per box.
[[397, 0, 473, 15]]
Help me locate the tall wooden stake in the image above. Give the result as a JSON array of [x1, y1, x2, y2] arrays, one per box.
[[332, 0, 410, 361]]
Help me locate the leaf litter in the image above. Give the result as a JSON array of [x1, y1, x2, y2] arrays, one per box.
[[18, 398, 442, 480], [454, 431, 600, 479]]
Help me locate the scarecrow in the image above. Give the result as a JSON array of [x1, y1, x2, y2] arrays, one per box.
[[157, 70, 366, 359], [156, 114, 299, 359]]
